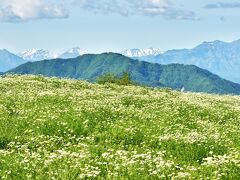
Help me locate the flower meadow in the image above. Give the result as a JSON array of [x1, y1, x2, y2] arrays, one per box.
[[0, 75, 240, 179]]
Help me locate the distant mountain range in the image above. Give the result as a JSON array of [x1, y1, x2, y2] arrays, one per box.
[[123, 40, 240, 83], [8, 53, 240, 95], [0, 47, 87, 72], [1, 39, 240, 84], [19, 47, 87, 61]]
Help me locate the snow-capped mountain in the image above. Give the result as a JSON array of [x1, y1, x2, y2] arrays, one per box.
[[0, 49, 26, 72], [19, 49, 58, 61], [58, 47, 87, 59], [121, 48, 163, 57]]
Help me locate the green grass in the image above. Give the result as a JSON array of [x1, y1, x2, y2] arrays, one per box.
[[0, 75, 240, 179]]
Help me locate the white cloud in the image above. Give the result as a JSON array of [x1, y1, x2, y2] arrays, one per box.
[[204, 2, 240, 9], [73, 0, 198, 20], [0, 0, 68, 22], [0, 0, 198, 22], [129, 0, 198, 20]]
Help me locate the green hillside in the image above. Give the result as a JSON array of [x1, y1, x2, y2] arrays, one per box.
[[8, 53, 240, 95], [0, 75, 240, 179]]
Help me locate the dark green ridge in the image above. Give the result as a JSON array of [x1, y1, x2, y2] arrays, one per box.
[[8, 53, 240, 95]]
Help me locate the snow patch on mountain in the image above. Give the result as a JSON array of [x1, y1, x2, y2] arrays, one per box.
[[59, 47, 87, 59], [121, 48, 163, 57], [19, 49, 58, 61]]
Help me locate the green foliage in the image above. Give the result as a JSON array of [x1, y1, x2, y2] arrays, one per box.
[[0, 75, 240, 179], [96, 72, 133, 85], [7, 53, 240, 95], [96, 73, 116, 84]]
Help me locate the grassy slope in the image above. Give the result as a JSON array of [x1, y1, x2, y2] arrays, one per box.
[[0, 75, 240, 179], [8, 53, 240, 94]]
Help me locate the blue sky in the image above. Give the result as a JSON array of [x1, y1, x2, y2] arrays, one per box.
[[0, 0, 240, 54]]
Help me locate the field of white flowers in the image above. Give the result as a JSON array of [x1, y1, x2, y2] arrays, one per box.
[[0, 75, 239, 179]]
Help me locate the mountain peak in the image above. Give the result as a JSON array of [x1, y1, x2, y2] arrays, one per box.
[[194, 40, 227, 50], [200, 40, 225, 46], [68, 47, 85, 53], [0, 49, 25, 72], [59, 47, 87, 59], [0, 49, 11, 53], [121, 48, 162, 57]]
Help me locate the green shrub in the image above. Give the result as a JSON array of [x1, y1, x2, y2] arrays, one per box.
[[96, 72, 134, 86]]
